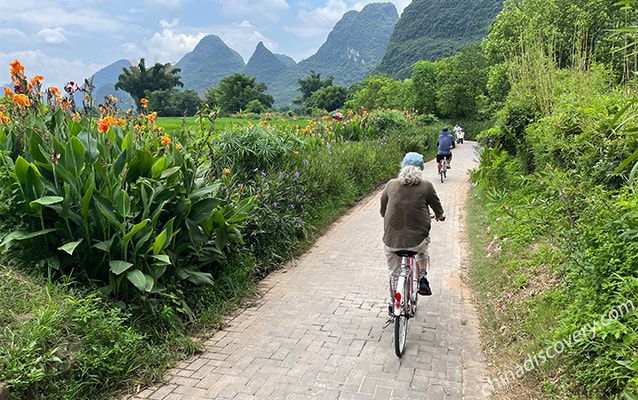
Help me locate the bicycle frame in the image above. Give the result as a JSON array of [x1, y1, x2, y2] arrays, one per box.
[[393, 252, 418, 317]]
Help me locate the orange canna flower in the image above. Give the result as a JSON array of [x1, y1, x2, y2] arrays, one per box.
[[13, 93, 30, 107], [147, 111, 157, 122], [175, 144, 181, 150], [161, 133, 171, 146], [30, 75, 44, 85], [3, 86, 13, 96], [98, 120, 110, 133], [9, 60, 24, 77], [0, 111, 10, 124], [140, 98, 148, 107], [49, 86, 60, 96]]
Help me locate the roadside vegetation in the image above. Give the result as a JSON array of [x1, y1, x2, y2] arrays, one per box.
[[0, 0, 637, 399]]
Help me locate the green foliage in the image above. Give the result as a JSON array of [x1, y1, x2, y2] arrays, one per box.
[[469, 58, 638, 399], [305, 85, 347, 112], [376, 0, 504, 79], [344, 75, 413, 111], [146, 89, 203, 117], [0, 72, 254, 316], [213, 73, 274, 114], [114, 58, 183, 112]]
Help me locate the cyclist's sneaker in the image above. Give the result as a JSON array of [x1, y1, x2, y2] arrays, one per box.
[[447, 165, 451, 169], [388, 303, 393, 316], [419, 277, 432, 296]]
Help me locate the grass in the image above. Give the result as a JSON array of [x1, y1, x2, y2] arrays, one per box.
[[156, 114, 312, 134]]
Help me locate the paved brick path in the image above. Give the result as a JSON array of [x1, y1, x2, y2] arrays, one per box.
[[129, 141, 487, 400]]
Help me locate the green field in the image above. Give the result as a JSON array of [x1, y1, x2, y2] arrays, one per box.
[[156, 115, 312, 134]]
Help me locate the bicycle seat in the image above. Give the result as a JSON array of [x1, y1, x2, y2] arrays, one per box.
[[394, 250, 417, 257]]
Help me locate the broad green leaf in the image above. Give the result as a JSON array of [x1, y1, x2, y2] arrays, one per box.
[[58, 239, 83, 255], [190, 182, 222, 201], [29, 196, 64, 211], [160, 166, 181, 179], [0, 228, 57, 250], [14, 156, 44, 203], [190, 198, 221, 224], [152, 229, 168, 255], [113, 148, 128, 176], [93, 192, 123, 230], [123, 219, 150, 245], [109, 260, 133, 275], [115, 190, 131, 218], [121, 130, 134, 151], [151, 155, 166, 180], [77, 130, 100, 162], [59, 136, 86, 177], [150, 254, 171, 265], [176, 269, 214, 286], [226, 197, 255, 223], [80, 172, 95, 218], [126, 270, 153, 292], [92, 238, 113, 253]]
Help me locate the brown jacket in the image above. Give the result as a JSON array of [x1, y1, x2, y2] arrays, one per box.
[[380, 179, 444, 248]]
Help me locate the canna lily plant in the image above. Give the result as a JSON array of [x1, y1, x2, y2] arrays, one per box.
[[0, 61, 254, 311]]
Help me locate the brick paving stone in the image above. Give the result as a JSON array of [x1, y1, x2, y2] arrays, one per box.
[[125, 142, 488, 400]]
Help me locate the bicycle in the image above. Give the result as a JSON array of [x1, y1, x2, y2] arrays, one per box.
[[438, 157, 448, 183], [390, 250, 420, 357]]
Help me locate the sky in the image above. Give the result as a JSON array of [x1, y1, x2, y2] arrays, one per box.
[[0, 0, 410, 91]]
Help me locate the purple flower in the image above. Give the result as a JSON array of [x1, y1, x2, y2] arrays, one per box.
[[297, 218, 303, 225], [273, 202, 278, 207], [290, 204, 295, 209], [279, 172, 284, 179], [261, 171, 267, 177], [253, 168, 259, 172], [295, 171, 300, 179]]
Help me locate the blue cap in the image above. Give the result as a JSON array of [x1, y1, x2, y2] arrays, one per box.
[[401, 152, 424, 169]]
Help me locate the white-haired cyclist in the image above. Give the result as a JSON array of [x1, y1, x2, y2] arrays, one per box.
[[379, 152, 446, 312]]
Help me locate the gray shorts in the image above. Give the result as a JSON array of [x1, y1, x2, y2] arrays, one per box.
[[384, 236, 430, 271]]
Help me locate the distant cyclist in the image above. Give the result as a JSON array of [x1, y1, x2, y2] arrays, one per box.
[[380, 152, 446, 312], [437, 126, 455, 173]]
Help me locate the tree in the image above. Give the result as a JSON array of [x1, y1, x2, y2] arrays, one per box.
[[213, 73, 274, 114], [305, 86, 347, 112], [295, 70, 334, 105], [412, 61, 439, 115], [115, 58, 183, 112], [344, 75, 412, 111], [147, 89, 202, 117]]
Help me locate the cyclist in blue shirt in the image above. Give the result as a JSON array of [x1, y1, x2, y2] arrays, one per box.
[[436, 126, 455, 173]]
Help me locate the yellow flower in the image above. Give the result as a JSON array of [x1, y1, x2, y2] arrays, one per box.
[[161, 133, 171, 146], [223, 168, 230, 176], [175, 144, 182, 150]]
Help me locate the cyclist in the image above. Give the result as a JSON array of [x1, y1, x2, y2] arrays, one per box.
[[380, 152, 445, 313], [437, 126, 455, 173]]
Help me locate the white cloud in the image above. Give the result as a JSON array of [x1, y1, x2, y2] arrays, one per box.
[[0, 49, 102, 90], [212, 0, 289, 24], [145, 28, 206, 64], [287, 0, 348, 38], [218, 21, 278, 61], [36, 27, 68, 44]]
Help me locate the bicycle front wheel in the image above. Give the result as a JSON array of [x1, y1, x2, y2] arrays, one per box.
[[394, 314, 408, 357], [394, 276, 409, 357]]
